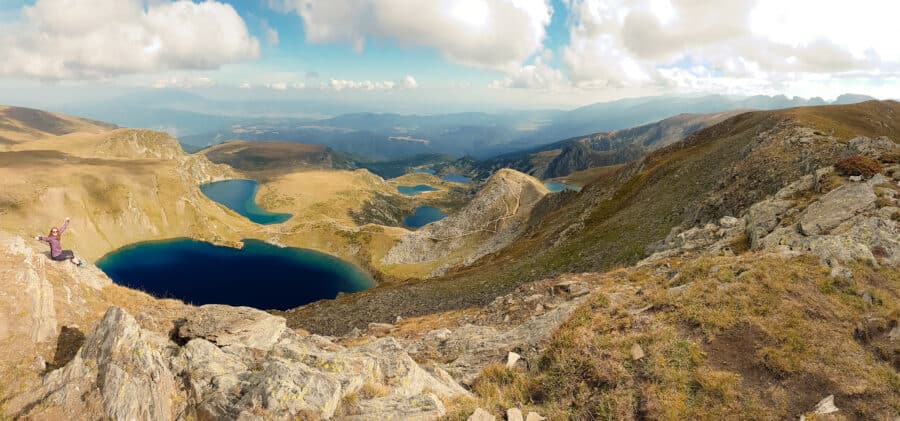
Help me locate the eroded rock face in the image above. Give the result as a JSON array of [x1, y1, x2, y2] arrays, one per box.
[[41, 307, 180, 421], [24, 305, 469, 420]]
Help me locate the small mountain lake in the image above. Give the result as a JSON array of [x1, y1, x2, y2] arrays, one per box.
[[544, 181, 581, 193], [201, 179, 292, 225], [403, 206, 446, 228], [441, 173, 471, 184], [96, 239, 374, 310], [397, 184, 438, 195]]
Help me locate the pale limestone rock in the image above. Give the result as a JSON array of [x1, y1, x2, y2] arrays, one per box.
[[525, 412, 547, 421], [631, 343, 645, 360], [178, 304, 287, 352], [552, 280, 590, 297], [469, 407, 496, 421], [746, 198, 794, 249], [813, 394, 839, 415], [341, 393, 446, 420], [357, 337, 470, 398], [238, 358, 343, 419], [506, 351, 522, 368], [507, 407, 524, 421], [368, 322, 395, 336], [799, 181, 877, 236], [42, 307, 180, 421], [719, 216, 739, 228], [174, 338, 249, 420]]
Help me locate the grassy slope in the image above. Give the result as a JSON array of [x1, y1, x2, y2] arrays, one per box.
[[289, 101, 900, 335], [447, 254, 899, 420], [201, 140, 356, 178]]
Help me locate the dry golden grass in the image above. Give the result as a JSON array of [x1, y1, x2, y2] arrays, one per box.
[[454, 253, 900, 420]]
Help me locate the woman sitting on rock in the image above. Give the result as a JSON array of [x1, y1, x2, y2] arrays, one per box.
[[35, 217, 84, 267]]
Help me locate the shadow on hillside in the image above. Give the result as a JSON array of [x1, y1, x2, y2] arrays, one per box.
[[45, 326, 85, 373]]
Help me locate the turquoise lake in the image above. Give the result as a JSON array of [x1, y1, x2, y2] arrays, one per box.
[[96, 239, 374, 310], [403, 206, 447, 228], [441, 174, 471, 184], [201, 179, 292, 225], [397, 184, 439, 195], [544, 181, 581, 193]]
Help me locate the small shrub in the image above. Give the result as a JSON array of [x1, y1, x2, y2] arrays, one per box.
[[835, 155, 883, 179]]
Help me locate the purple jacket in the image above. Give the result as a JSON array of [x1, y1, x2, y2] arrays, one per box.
[[38, 219, 68, 257]]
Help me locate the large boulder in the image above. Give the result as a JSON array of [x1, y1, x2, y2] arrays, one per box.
[[40, 307, 181, 421], [746, 198, 794, 249], [799, 180, 878, 236], [178, 304, 287, 353], [25, 305, 470, 420]]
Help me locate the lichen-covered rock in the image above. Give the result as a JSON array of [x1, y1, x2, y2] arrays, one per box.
[[340, 393, 446, 420], [40, 307, 181, 421], [799, 180, 878, 236], [239, 358, 344, 419], [178, 304, 287, 352], [23, 305, 471, 420], [746, 198, 794, 249]]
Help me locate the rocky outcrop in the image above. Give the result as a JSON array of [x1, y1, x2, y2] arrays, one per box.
[[643, 164, 900, 269], [22, 305, 469, 420], [405, 275, 598, 385], [381, 169, 549, 277]]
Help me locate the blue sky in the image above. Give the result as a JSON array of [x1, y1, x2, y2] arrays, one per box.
[[1, 0, 899, 111]]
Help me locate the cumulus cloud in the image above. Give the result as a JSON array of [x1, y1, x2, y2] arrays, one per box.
[[489, 57, 563, 89], [267, 82, 289, 90], [0, 0, 259, 80], [324, 75, 419, 91], [561, 0, 900, 90], [267, 0, 552, 71]]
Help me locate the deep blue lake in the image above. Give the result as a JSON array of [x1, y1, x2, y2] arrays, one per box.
[[397, 184, 438, 195], [201, 179, 292, 225], [441, 174, 471, 184], [96, 239, 374, 310], [403, 206, 447, 228], [544, 181, 581, 193]]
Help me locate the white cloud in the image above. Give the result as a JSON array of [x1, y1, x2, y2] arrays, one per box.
[[561, 0, 900, 91], [324, 75, 419, 91], [489, 57, 564, 89], [399, 75, 418, 89], [0, 0, 259, 80], [268, 0, 552, 71], [239, 82, 252, 89], [267, 82, 289, 90], [261, 19, 280, 46]]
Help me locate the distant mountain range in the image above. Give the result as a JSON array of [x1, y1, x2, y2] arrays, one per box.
[[50, 90, 877, 161]]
